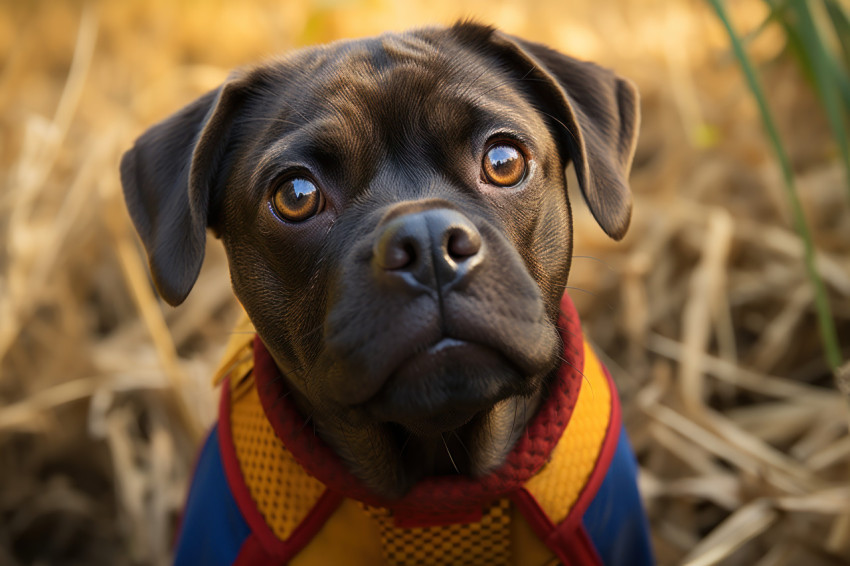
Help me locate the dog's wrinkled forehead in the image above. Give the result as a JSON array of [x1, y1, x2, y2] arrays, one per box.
[[287, 31, 530, 125], [249, 31, 544, 185]]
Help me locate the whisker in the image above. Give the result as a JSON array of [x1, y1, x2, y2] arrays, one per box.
[[563, 288, 616, 310], [270, 389, 292, 410], [441, 433, 460, 474], [296, 412, 314, 435], [558, 353, 593, 397], [535, 108, 580, 147], [555, 319, 581, 340], [399, 432, 413, 456], [265, 364, 306, 399], [565, 285, 598, 298], [450, 430, 471, 460], [571, 255, 614, 271], [216, 353, 254, 383]]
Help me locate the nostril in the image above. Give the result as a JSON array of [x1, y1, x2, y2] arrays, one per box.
[[391, 241, 418, 270], [377, 240, 413, 270], [446, 228, 481, 261]]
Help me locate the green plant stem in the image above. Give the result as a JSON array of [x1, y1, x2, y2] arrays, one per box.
[[708, 0, 843, 370], [789, 0, 850, 203]]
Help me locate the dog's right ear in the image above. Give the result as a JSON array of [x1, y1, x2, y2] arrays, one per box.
[[451, 23, 640, 241], [120, 76, 248, 306]]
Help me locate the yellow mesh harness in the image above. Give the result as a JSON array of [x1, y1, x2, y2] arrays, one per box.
[[212, 315, 616, 566]]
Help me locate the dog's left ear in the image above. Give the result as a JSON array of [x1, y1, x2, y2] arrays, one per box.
[[120, 74, 250, 305], [463, 26, 640, 240]]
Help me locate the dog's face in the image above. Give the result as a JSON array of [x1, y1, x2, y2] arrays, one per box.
[[120, 23, 639, 499]]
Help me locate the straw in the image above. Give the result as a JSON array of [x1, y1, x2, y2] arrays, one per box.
[[1, 0, 847, 564]]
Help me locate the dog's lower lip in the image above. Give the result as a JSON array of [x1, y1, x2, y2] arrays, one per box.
[[427, 337, 466, 354], [362, 338, 518, 431], [391, 338, 504, 387]]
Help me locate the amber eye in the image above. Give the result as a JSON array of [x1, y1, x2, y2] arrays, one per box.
[[271, 177, 323, 222], [482, 143, 527, 187]]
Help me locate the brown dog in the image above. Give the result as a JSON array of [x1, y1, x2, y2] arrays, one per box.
[[121, 22, 652, 566]]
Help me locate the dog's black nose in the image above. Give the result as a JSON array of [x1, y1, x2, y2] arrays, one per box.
[[373, 208, 484, 292]]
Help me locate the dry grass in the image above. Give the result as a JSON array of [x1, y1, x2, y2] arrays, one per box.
[[1, 0, 848, 564]]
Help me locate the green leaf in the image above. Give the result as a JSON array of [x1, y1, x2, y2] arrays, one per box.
[[707, 0, 843, 370], [787, 0, 850, 203], [824, 0, 850, 73]]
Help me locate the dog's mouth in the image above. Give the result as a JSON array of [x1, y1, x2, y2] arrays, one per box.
[[359, 337, 523, 435]]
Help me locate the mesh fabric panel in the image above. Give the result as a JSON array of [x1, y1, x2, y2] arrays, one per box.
[[230, 376, 328, 542], [362, 499, 512, 566], [523, 341, 612, 524]]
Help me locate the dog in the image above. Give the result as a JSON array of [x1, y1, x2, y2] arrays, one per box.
[[120, 22, 654, 566]]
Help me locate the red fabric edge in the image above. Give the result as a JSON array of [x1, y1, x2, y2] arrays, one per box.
[[574, 525, 605, 566], [511, 351, 621, 565], [217, 379, 344, 562], [283, 489, 345, 558], [509, 488, 555, 540], [217, 381, 286, 559], [511, 489, 605, 566], [550, 525, 605, 566], [510, 488, 570, 564], [559, 361, 623, 533], [233, 535, 271, 566]]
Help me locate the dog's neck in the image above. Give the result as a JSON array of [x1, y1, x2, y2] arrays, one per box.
[[252, 293, 586, 506]]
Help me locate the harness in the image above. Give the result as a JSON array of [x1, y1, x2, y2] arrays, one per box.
[[174, 294, 654, 565]]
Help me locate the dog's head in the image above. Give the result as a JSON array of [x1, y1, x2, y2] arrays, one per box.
[[120, 22, 639, 498]]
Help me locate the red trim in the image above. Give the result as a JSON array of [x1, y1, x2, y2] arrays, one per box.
[[233, 535, 272, 565], [252, 293, 587, 521], [282, 489, 345, 559], [552, 525, 605, 566], [510, 489, 604, 566], [510, 488, 556, 538], [559, 361, 623, 533], [510, 488, 570, 564], [574, 526, 605, 566], [511, 349, 622, 565], [218, 382, 287, 559], [217, 380, 344, 562]]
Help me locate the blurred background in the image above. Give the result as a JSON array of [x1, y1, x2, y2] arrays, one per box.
[[1, 0, 849, 564]]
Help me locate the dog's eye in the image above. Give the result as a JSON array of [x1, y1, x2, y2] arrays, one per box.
[[271, 177, 324, 222], [482, 143, 527, 187]]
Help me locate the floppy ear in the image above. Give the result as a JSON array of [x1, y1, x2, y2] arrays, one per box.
[[465, 25, 640, 240], [120, 77, 248, 305]]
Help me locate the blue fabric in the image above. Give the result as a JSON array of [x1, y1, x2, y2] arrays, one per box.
[[583, 426, 655, 566], [173, 425, 251, 566]]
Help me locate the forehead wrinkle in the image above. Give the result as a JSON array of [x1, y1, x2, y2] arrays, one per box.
[[289, 30, 491, 124], [248, 31, 549, 198], [250, 117, 352, 183], [251, 136, 289, 189]]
